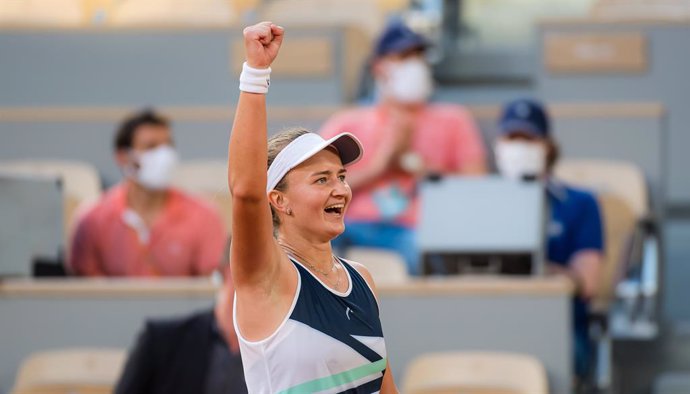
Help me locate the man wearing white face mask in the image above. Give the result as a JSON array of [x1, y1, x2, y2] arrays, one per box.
[[320, 20, 487, 275], [496, 98, 604, 380], [69, 109, 226, 277]]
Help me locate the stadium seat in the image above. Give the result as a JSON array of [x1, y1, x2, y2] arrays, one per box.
[[555, 159, 650, 310], [0, 0, 83, 26], [345, 247, 409, 285], [11, 348, 126, 394], [171, 159, 232, 233], [555, 158, 660, 389], [375, 0, 411, 13], [589, 193, 638, 312], [555, 158, 648, 218], [555, 158, 659, 332], [591, 0, 690, 20], [0, 160, 102, 257], [111, 0, 236, 26], [402, 351, 548, 394]]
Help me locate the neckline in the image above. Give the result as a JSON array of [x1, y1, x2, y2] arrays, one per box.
[[117, 181, 177, 218], [289, 256, 353, 297]]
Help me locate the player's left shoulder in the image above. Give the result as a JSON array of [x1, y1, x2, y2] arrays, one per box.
[[340, 258, 376, 289]]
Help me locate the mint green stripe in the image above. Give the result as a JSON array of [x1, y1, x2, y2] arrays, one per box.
[[278, 358, 387, 394]]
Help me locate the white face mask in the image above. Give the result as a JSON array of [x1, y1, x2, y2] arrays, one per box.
[[495, 140, 546, 181], [379, 58, 433, 104], [128, 145, 178, 190]]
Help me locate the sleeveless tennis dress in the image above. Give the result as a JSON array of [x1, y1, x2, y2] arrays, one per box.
[[233, 257, 388, 394]]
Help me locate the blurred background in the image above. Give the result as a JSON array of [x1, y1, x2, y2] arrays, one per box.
[[1, 0, 690, 393]]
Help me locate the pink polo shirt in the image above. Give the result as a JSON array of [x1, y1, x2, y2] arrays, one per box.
[[69, 183, 226, 277], [320, 104, 486, 227]]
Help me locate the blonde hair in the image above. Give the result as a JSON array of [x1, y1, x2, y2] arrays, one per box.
[[267, 127, 311, 229]]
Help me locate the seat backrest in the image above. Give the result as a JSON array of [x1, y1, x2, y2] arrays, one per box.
[[12, 348, 126, 394], [111, 0, 236, 25], [591, 192, 638, 311], [402, 351, 548, 394], [0, 0, 83, 26], [0, 160, 102, 254], [554, 159, 648, 218], [590, 0, 690, 19], [375, 0, 411, 13], [171, 159, 232, 233], [345, 247, 409, 285], [0, 160, 101, 204], [553, 159, 646, 310]]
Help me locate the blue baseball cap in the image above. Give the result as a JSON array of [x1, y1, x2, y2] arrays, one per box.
[[499, 98, 551, 138], [374, 20, 429, 58]]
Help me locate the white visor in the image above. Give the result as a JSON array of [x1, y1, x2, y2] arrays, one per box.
[[267, 132, 363, 193]]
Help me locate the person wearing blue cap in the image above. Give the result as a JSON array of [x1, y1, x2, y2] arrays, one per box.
[[496, 98, 605, 381], [320, 20, 487, 275]]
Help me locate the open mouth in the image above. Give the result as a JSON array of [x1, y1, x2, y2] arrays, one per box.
[[324, 203, 345, 216]]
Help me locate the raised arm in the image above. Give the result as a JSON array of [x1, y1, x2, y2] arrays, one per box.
[[228, 22, 284, 288]]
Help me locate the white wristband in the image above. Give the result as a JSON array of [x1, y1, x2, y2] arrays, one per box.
[[239, 62, 271, 94]]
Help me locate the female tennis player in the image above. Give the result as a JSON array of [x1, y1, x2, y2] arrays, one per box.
[[228, 21, 397, 393]]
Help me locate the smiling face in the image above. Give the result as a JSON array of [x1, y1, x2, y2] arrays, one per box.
[[271, 147, 351, 243]]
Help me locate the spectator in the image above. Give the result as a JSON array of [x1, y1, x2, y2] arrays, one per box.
[[320, 20, 487, 275], [115, 247, 247, 394], [69, 109, 226, 276], [495, 98, 604, 379]]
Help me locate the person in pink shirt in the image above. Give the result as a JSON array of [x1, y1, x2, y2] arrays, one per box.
[[69, 109, 226, 277], [320, 21, 487, 275]]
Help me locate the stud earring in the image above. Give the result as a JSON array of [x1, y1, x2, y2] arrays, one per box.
[[286, 208, 293, 216]]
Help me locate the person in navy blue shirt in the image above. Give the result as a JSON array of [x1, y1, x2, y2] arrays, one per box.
[[495, 98, 604, 381]]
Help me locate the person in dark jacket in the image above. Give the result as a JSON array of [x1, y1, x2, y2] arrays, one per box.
[[115, 253, 247, 394]]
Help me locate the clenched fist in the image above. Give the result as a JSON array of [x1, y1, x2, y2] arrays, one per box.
[[243, 21, 284, 69]]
